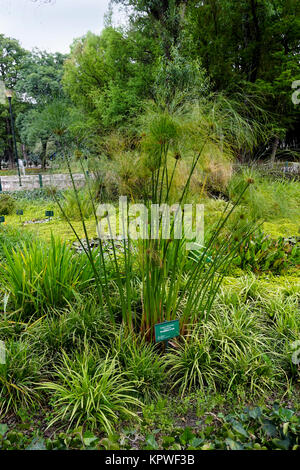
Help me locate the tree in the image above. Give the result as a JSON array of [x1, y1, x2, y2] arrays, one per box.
[[0, 35, 27, 167], [16, 49, 67, 104], [63, 27, 157, 129], [185, 0, 300, 160], [17, 100, 71, 168], [15, 50, 68, 167], [112, 0, 189, 59]]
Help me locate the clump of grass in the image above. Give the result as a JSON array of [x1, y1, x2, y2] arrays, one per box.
[[228, 169, 300, 222], [62, 187, 94, 220], [0, 194, 16, 215], [0, 235, 94, 319], [114, 331, 166, 401], [0, 339, 44, 414], [0, 226, 34, 261], [39, 348, 142, 434], [27, 295, 115, 359], [166, 304, 277, 395]]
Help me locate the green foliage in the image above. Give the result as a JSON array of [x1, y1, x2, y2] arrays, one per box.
[[16, 50, 66, 105], [0, 339, 43, 413], [166, 305, 276, 395], [186, 0, 300, 147], [154, 47, 209, 106], [63, 28, 156, 129], [0, 194, 16, 215], [229, 169, 300, 221], [7, 188, 63, 202], [39, 349, 141, 433], [0, 235, 94, 318], [56, 103, 257, 340], [115, 332, 166, 401], [62, 187, 94, 220], [1, 403, 299, 450], [0, 34, 27, 88], [27, 295, 115, 359], [16, 100, 71, 167], [0, 226, 34, 261], [230, 230, 300, 274]]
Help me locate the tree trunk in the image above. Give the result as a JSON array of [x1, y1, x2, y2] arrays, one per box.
[[41, 140, 48, 169], [270, 137, 279, 166], [6, 117, 15, 169], [22, 144, 28, 167]]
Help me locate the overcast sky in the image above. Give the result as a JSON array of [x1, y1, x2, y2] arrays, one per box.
[[0, 0, 115, 53]]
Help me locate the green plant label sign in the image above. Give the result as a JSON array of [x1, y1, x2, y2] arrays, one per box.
[[0, 216, 5, 223], [45, 211, 54, 217], [155, 320, 179, 343], [16, 210, 23, 215]]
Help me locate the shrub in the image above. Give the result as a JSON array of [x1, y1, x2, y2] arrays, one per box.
[[39, 349, 141, 433], [229, 230, 300, 274], [62, 188, 94, 220], [0, 194, 16, 215]]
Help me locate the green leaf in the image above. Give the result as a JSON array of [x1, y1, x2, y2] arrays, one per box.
[[162, 436, 175, 447], [232, 422, 248, 438], [248, 407, 262, 419], [180, 427, 195, 445], [26, 437, 47, 450], [277, 408, 294, 422], [145, 434, 159, 449], [83, 431, 98, 447], [190, 437, 203, 448], [262, 420, 277, 437], [100, 438, 120, 450], [225, 438, 244, 450], [0, 424, 8, 437], [272, 438, 290, 450]]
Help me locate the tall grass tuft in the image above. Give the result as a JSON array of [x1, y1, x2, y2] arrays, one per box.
[[39, 348, 141, 433], [0, 339, 43, 414], [0, 235, 94, 319]]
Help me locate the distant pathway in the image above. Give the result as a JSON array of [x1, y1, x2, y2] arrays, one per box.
[[0, 173, 86, 192]]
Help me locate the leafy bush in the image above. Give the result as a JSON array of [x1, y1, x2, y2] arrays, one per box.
[[0, 235, 94, 318], [7, 189, 63, 202], [62, 187, 94, 220], [229, 230, 300, 274], [39, 349, 141, 433], [0, 194, 16, 215], [222, 404, 300, 450]]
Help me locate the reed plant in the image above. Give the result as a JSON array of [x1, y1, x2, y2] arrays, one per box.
[[52, 101, 257, 341]]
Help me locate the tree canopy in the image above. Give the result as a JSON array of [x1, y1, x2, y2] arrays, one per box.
[[0, 0, 299, 167]]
